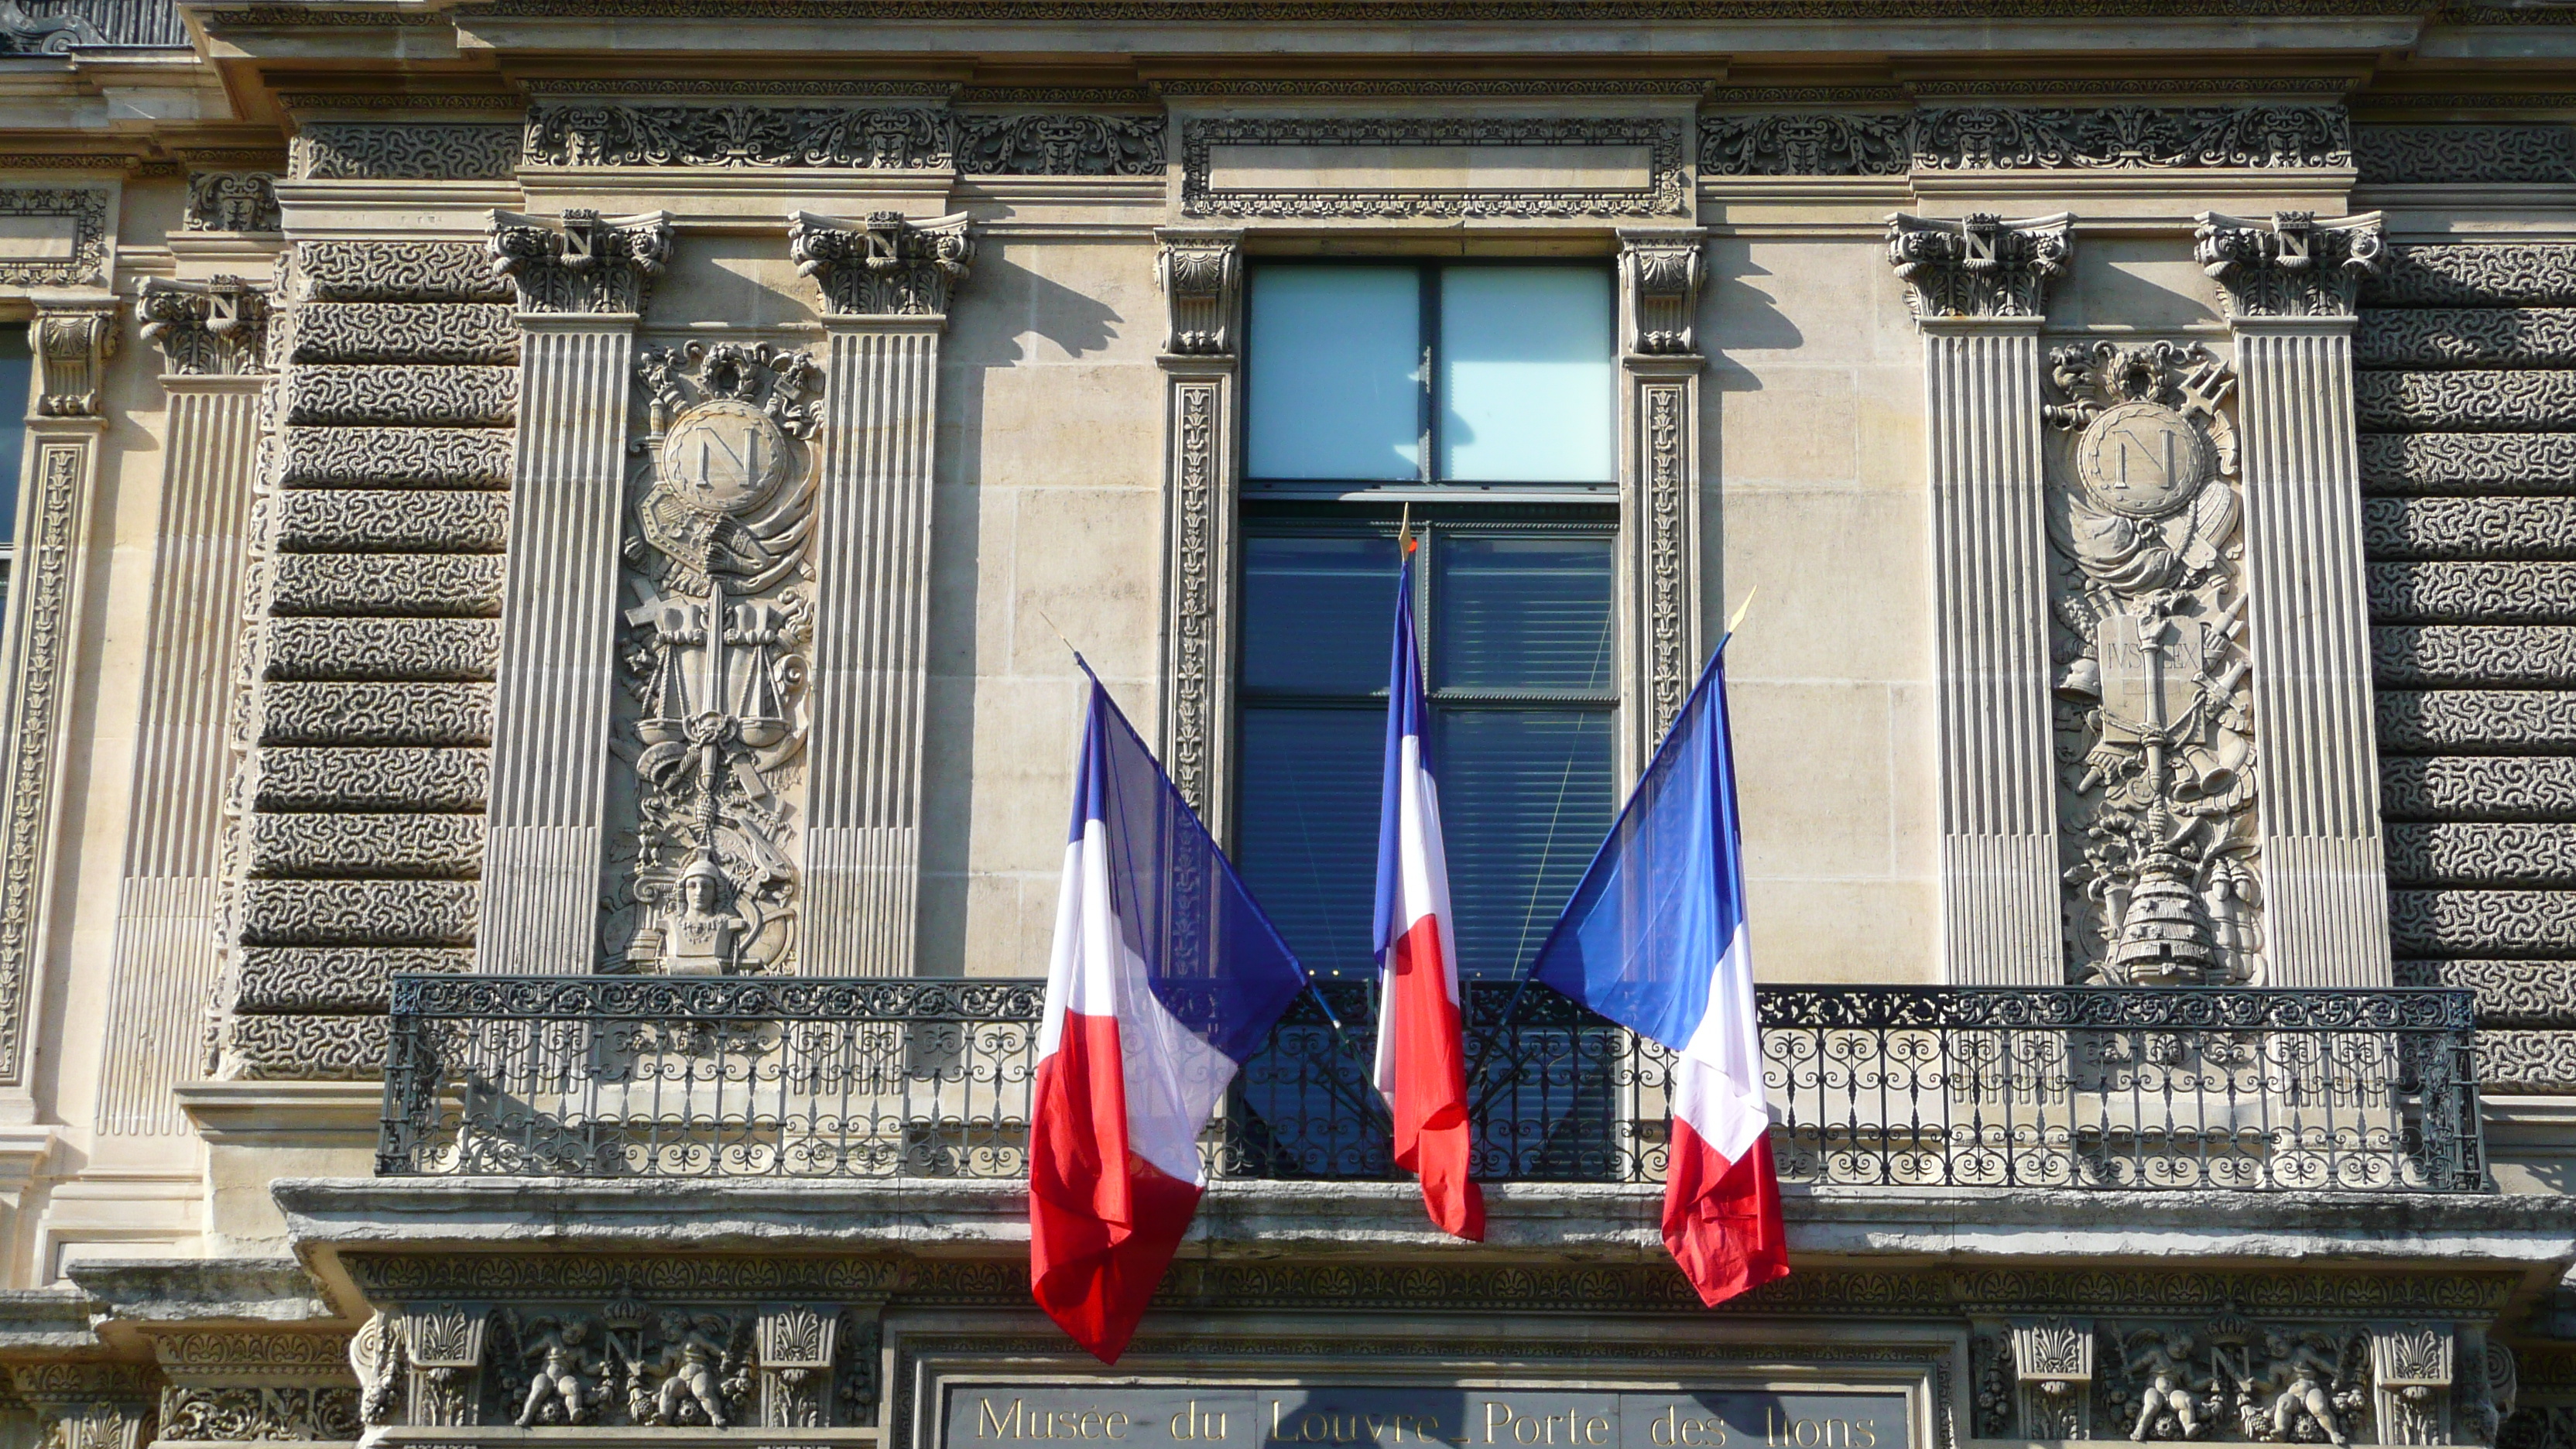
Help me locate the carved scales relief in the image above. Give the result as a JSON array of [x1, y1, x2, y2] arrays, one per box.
[[2045, 341, 2262, 985], [601, 343, 820, 975]]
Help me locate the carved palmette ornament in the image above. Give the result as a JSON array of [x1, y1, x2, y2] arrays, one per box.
[[2373, 1326, 2458, 1447], [605, 341, 820, 975], [755, 1304, 836, 1428], [2043, 340, 2262, 986], [2013, 1319, 2097, 1440]]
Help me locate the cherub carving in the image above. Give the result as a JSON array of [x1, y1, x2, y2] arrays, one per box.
[[2127, 1332, 2213, 1441], [515, 1317, 606, 1427]]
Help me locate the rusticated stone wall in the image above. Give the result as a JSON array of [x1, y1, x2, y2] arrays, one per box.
[[2361, 245, 2576, 1090], [214, 242, 516, 1079]]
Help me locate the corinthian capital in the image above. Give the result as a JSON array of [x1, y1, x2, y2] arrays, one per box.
[[30, 300, 118, 417], [1886, 211, 2072, 320], [139, 276, 269, 376], [487, 207, 673, 314], [1155, 228, 1241, 357], [2194, 210, 2386, 320], [789, 210, 975, 318]]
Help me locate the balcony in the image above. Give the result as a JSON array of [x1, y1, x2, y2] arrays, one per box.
[[376, 976, 2487, 1194]]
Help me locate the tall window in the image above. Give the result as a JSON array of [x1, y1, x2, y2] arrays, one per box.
[[1235, 262, 1620, 981]]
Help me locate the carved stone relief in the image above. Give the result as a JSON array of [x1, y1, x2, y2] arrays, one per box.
[[0, 187, 108, 288], [289, 124, 522, 182], [139, 277, 269, 376], [603, 342, 820, 975], [184, 171, 279, 233], [2196, 211, 2387, 320], [1701, 104, 2349, 176], [1156, 229, 1241, 356], [787, 211, 973, 316], [524, 102, 952, 169], [956, 112, 1163, 175], [1886, 211, 2071, 318], [488, 208, 673, 314], [2043, 341, 2261, 985]]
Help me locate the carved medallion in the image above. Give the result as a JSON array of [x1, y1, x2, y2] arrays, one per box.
[[2077, 400, 2218, 520], [660, 399, 790, 516]]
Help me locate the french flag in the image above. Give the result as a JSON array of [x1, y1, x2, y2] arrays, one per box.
[[1530, 645, 1787, 1305], [1370, 546, 1485, 1242], [1030, 668, 1307, 1363]]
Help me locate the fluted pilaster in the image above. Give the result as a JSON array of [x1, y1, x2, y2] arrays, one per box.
[[474, 314, 635, 973], [804, 320, 943, 976], [2199, 210, 2394, 987], [98, 364, 263, 1135], [1891, 211, 2072, 985], [793, 211, 974, 976]]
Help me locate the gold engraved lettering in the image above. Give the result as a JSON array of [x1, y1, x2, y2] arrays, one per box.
[[981, 1400, 1023, 1439]]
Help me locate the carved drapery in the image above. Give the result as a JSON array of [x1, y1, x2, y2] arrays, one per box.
[[2197, 210, 2396, 987], [477, 210, 671, 974], [101, 276, 269, 1134], [1154, 228, 1242, 830], [790, 211, 974, 975], [2044, 341, 2259, 986], [1619, 228, 1708, 754], [603, 343, 820, 975], [1889, 213, 2069, 985]]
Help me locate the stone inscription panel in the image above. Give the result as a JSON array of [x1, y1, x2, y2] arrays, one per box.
[[946, 1386, 1906, 1449]]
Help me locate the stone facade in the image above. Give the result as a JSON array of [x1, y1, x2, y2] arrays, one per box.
[[0, 9, 2564, 1449]]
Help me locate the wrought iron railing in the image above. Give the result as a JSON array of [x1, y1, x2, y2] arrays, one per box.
[[377, 975, 2486, 1192]]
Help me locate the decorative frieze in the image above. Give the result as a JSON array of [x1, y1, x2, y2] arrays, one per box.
[[488, 208, 672, 315], [1701, 113, 1907, 176], [1887, 211, 2071, 319], [2379, 689, 2576, 754], [2196, 211, 2386, 319], [2360, 433, 2576, 495], [11, 1365, 152, 1449], [522, 101, 952, 169], [956, 112, 1163, 175], [2362, 245, 2576, 309], [2386, 820, 2576, 887], [265, 554, 505, 618], [2370, 562, 2576, 625], [603, 342, 819, 975], [1912, 104, 2348, 170], [262, 617, 498, 682], [0, 187, 110, 288], [289, 123, 521, 182], [184, 170, 278, 233], [280, 426, 515, 488], [2382, 755, 2576, 821], [788, 210, 974, 317], [250, 748, 489, 813], [1180, 116, 1690, 219], [138, 276, 269, 376], [2356, 124, 2576, 185], [2043, 341, 2260, 985], [287, 303, 518, 366], [159, 1387, 360, 1442], [233, 945, 468, 1012]]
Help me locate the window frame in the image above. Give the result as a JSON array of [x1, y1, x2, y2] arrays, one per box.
[[1242, 258, 1623, 502]]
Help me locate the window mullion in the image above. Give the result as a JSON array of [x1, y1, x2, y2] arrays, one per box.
[[1418, 262, 1437, 486]]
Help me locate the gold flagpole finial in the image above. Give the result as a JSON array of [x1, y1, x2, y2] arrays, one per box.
[[1725, 587, 1758, 640]]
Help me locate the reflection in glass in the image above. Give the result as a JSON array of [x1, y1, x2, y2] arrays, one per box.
[[1247, 267, 1421, 481], [1437, 536, 1615, 691], [1237, 707, 1386, 978], [1437, 709, 1615, 976], [1242, 534, 1399, 697], [1438, 268, 1615, 484]]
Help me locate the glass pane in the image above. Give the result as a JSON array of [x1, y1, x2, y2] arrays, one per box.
[[1437, 268, 1615, 484], [1435, 708, 1615, 978], [1236, 706, 1387, 979], [1437, 534, 1615, 691], [0, 334, 33, 542], [1243, 533, 1400, 697], [1246, 266, 1421, 481]]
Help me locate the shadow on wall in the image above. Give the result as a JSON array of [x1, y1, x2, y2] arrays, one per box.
[[1695, 247, 1807, 650], [916, 252, 1130, 977]]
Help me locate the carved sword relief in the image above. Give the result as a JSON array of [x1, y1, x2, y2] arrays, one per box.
[[602, 342, 820, 975], [2044, 341, 2263, 985]]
